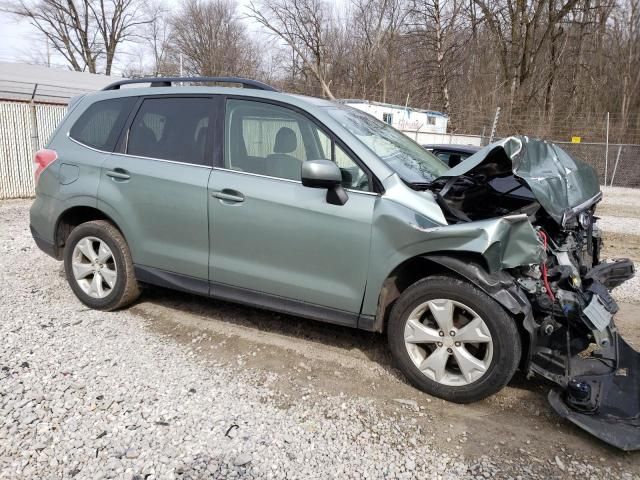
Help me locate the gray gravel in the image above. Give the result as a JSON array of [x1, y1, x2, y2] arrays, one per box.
[[1, 199, 637, 479], [0, 201, 471, 479], [597, 186, 640, 303], [608, 270, 639, 304], [598, 186, 640, 236], [600, 186, 640, 208], [596, 216, 640, 237]]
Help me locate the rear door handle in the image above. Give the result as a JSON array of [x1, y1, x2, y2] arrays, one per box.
[[105, 168, 130, 181], [211, 189, 244, 203]]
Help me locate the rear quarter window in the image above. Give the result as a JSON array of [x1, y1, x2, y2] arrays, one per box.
[[69, 97, 134, 151], [126, 97, 212, 166]]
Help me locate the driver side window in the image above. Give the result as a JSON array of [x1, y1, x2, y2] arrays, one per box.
[[225, 99, 325, 181], [316, 130, 371, 192]]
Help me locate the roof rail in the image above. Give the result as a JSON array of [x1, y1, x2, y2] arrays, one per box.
[[102, 76, 279, 92]]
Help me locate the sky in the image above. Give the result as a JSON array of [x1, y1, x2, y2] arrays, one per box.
[[0, 0, 251, 73], [0, 1, 350, 76], [0, 14, 41, 64]]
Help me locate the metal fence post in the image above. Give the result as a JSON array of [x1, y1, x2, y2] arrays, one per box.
[[610, 145, 622, 187], [29, 84, 39, 155], [414, 122, 423, 142], [604, 112, 610, 185], [489, 107, 500, 143]]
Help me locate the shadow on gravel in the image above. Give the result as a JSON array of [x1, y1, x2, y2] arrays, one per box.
[[140, 285, 394, 361], [131, 286, 640, 462], [137, 285, 550, 396]]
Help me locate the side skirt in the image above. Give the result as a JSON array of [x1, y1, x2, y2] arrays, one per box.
[[133, 265, 362, 329], [209, 281, 359, 328], [134, 265, 209, 296]]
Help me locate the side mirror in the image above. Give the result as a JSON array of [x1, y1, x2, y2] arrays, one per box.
[[301, 160, 348, 205]]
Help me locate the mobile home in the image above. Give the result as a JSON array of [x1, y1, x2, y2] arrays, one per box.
[[339, 99, 448, 134]]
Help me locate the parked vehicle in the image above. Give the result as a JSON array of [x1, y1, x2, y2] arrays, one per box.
[[30, 77, 638, 450], [423, 143, 534, 200], [422, 143, 479, 167]]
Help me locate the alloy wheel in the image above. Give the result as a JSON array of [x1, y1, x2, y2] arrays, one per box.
[[404, 299, 493, 386], [71, 236, 117, 299]]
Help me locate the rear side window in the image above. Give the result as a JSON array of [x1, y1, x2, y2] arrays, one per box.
[[126, 98, 212, 166], [69, 97, 134, 151]]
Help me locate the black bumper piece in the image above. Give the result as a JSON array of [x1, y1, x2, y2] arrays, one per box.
[[30, 224, 60, 259], [548, 335, 640, 451]]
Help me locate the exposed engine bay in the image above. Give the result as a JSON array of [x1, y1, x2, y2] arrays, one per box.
[[426, 136, 638, 450]]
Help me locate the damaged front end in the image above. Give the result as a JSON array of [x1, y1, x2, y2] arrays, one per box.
[[428, 136, 638, 450], [519, 234, 637, 451]]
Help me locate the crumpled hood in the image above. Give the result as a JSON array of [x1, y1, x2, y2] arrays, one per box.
[[440, 136, 601, 225]]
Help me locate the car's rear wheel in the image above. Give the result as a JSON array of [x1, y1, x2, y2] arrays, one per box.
[[63, 220, 140, 311], [388, 275, 521, 403]]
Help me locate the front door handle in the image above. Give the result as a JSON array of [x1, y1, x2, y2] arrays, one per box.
[[106, 168, 131, 181], [211, 189, 245, 203]]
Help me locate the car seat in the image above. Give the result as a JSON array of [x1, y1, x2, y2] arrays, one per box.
[[267, 127, 302, 180]]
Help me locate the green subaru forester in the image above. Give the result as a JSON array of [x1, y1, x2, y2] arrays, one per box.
[[29, 77, 640, 448]]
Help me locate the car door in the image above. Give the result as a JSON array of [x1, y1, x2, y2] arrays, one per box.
[[208, 98, 376, 321], [98, 96, 214, 289]]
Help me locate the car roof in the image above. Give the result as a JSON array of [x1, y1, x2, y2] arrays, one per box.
[[422, 144, 481, 154], [85, 84, 337, 111]]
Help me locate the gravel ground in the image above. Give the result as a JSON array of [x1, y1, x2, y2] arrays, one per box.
[[596, 217, 640, 237], [1, 198, 639, 479], [596, 186, 640, 303], [600, 186, 640, 208], [598, 186, 640, 235], [0, 200, 468, 479], [607, 268, 639, 304]]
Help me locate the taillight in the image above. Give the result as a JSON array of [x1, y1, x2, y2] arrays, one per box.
[[34, 149, 57, 185]]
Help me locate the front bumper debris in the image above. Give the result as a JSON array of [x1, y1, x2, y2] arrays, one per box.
[[548, 334, 640, 451], [537, 259, 639, 450]]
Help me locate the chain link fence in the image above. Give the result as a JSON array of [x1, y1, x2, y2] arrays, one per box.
[[555, 142, 640, 188], [1, 97, 640, 199]]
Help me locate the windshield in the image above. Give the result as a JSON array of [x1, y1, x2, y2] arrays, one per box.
[[325, 105, 449, 183]]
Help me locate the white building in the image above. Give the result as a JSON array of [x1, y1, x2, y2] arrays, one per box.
[[339, 99, 449, 134]]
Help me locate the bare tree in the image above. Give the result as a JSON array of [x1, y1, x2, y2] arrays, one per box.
[[350, 0, 407, 101], [144, 0, 172, 76], [5, 0, 151, 74], [408, 0, 463, 114], [614, 0, 640, 136], [472, 0, 581, 113], [170, 0, 259, 77], [5, 0, 640, 142], [247, 0, 336, 99]]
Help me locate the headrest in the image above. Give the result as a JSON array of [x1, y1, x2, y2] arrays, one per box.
[[273, 127, 297, 154]]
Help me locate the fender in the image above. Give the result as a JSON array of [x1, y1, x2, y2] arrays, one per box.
[[422, 255, 531, 317], [422, 254, 537, 371]]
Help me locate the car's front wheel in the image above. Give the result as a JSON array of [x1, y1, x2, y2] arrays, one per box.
[[63, 220, 140, 311], [388, 275, 521, 403]]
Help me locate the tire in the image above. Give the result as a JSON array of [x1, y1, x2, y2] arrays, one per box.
[[63, 220, 140, 311], [388, 275, 521, 403]]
